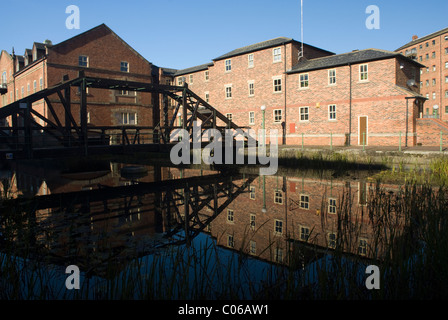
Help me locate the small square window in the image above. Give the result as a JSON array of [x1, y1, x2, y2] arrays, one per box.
[[300, 73, 309, 88], [121, 61, 129, 72], [300, 107, 309, 121], [79, 55, 88, 67], [273, 109, 282, 123], [274, 190, 283, 204], [300, 194, 309, 209]]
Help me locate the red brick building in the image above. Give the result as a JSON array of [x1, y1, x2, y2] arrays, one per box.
[[0, 24, 159, 129], [396, 27, 448, 146], [174, 39, 426, 147]]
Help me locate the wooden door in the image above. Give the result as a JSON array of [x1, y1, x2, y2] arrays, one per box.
[[358, 116, 367, 145]]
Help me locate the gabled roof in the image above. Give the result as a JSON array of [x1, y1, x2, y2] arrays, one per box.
[[213, 37, 334, 61], [33, 42, 47, 51], [287, 48, 425, 74], [174, 62, 213, 76], [51, 23, 153, 67], [395, 26, 448, 51], [161, 67, 178, 76]]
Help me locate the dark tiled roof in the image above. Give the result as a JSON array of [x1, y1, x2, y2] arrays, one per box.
[[395, 27, 448, 51], [213, 37, 294, 61], [161, 67, 178, 76], [174, 62, 213, 76], [33, 42, 47, 50], [287, 49, 424, 74]]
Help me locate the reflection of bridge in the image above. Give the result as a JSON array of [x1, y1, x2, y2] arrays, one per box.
[[0, 72, 254, 159], [0, 168, 256, 272]]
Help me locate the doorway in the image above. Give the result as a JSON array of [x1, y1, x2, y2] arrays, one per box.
[[358, 116, 368, 146]]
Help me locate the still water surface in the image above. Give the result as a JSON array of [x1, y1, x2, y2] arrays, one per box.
[[0, 158, 440, 299]]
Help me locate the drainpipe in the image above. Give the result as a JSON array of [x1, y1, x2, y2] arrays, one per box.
[[348, 63, 352, 146], [283, 43, 287, 145]]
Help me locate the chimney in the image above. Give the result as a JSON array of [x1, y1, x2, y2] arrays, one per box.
[[412, 35, 418, 41]]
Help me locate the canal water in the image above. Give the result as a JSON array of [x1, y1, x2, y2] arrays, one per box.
[[0, 157, 447, 299]]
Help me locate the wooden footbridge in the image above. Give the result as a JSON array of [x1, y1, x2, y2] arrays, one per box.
[[0, 71, 255, 160]]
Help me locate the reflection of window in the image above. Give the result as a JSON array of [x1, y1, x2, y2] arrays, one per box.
[[274, 219, 283, 235], [250, 240, 256, 254], [274, 190, 283, 204], [359, 181, 367, 206], [250, 214, 256, 230], [358, 238, 368, 256], [227, 209, 234, 223], [119, 112, 137, 125], [328, 232, 337, 249], [249, 186, 256, 200], [300, 194, 309, 209], [328, 198, 337, 214], [275, 247, 283, 262], [300, 226, 310, 241], [227, 234, 234, 248]]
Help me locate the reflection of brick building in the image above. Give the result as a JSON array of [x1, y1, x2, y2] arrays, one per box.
[[172, 168, 402, 265]]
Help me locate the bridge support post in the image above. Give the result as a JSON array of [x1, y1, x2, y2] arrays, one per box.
[[22, 101, 33, 159], [80, 77, 88, 155]]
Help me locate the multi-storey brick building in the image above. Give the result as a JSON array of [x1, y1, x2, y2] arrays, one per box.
[[0, 24, 160, 129], [395, 27, 448, 146], [396, 27, 448, 120], [174, 39, 427, 147]]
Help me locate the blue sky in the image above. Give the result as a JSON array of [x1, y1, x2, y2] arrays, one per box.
[[1, 0, 447, 70]]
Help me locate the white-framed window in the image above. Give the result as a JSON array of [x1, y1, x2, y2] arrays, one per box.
[[299, 107, 309, 121], [248, 80, 254, 96], [273, 76, 282, 92], [300, 194, 309, 209], [359, 64, 368, 81], [117, 90, 135, 96], [274, 190, 283, 204], [78, 55, 88, 67], [328, 104, 336, 120], [189, 74, 193, 84], [328, 198, 337, 214], [433, 92, 436, 100], [225, 85, 232, 99], [205, 70, 209, 81], [33, 80, 37, 93], [227, 209, 234, 223], [225, 59, 231, 72], [273, 47, 281, 63], [274, 219, 283, 235], [328, 69, 336, 85], [248, 53, 254, 68], [119, 112, 137, 125], [249, 111, 255, 125], [445, 61, 448, 69], [27, 83, 30, 94], [299, 73, 309, 88], [21, 86, 24, 98], [226, 113, 233, 121], [121, 61, 129, 72], [273, 109, 282, 123]]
